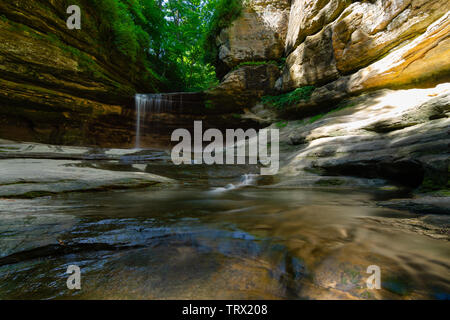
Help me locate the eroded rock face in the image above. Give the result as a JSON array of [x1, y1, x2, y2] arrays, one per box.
[[348, 12, 450, 92], [280, 26, 340, 91], [206, 64, 280, 112], [217, 0, 290, 70], [301, 12, 450, 106], [285, 0, 350, 54], [0, 1, 162, 147], [280, 0, 450, 93], [276, 84, 450, 189], [332, 0, 449, 74]]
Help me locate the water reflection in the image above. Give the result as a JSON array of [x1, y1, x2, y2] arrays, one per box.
[[0, 167, 449, 299]]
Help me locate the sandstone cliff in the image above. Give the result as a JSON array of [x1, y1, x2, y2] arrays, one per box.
[[213, 0, 450, 112], [0, 0, 165, 147], [211, 0, 449, 192]]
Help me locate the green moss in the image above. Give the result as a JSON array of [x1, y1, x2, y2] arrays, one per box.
[[262, 86, 316, 110], [308, 101, 358, 124], [420, 188, 450, 197], [205, 100, 215, 109], [419, 175, 449, 193], [309, 114, 324, 124], [360, 291, 375, 299], [275, 121, 288, 128], [432, 189, 450, 197], [315, 179, 345, 186]]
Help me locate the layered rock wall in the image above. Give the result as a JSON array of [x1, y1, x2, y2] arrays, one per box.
[[212, 0, 450, 190], [282, 0, 450, 94], [215, 0, 450, 112], [216, 0, 291, 70], [0, 0, 163, 147]]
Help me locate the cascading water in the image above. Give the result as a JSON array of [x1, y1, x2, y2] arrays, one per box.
[[134, 93, 174, 149], [134, 92, 205, 149]]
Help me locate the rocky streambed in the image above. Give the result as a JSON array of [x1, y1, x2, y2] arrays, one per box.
[[0, 129, 448, 299]]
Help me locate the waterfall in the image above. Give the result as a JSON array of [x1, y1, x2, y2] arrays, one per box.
[[134, 93, 175, 149], [134, 92, 204, 148], [135, 95, 143, 149]]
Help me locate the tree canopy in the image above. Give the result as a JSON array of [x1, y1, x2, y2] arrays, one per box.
[[90, 0, 242, 92]]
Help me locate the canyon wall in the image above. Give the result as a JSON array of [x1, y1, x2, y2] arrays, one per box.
[[211, 0, 449, 191], [0, 0, 165, 147], [1, 0, 449, 150], [214, 0, 450, 115]]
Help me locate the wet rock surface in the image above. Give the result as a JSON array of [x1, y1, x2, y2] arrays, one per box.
[[379, 196, 450, 216], [0, 140, 175, 198], [0, 183, 449, 299]]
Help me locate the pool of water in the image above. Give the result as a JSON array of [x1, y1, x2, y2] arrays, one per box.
[[0, 161, 449, 300]]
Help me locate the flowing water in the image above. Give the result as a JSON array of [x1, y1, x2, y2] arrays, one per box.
[[0, 152, 449, 300], [135, 94, 177, 149]]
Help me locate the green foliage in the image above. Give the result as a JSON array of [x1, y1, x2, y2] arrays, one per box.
[[262, 86, 316, 110], [278, 57, 287, 69], [25, 0, 245, 91], [203, 0, 243, 66], [92, 0, 139, 62], [275, 121, 288, 128], [204, 100, 215, 109], [156, 0, 221, 91], [84, 0, 223, 91], [309, 113, 324, 124], [315, 179, 345, 186]]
